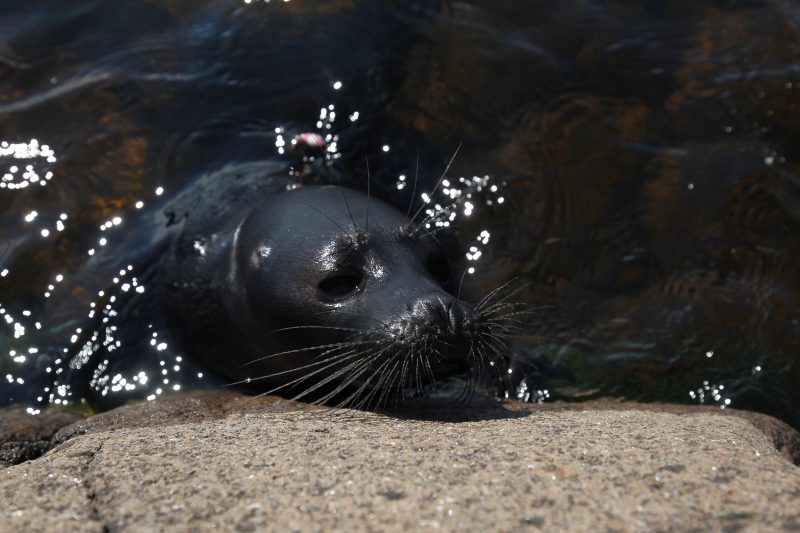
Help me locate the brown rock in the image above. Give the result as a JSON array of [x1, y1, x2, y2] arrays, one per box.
[[0, 407, 83, 468], [2, 394, 799, 531]]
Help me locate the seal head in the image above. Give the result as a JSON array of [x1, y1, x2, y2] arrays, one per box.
[[166, 185, 506, 407]]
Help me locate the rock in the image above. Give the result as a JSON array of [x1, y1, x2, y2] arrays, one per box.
[[2, 393, 799, 531], [0, 407, 83, 468], [50, 390, 290, 446]]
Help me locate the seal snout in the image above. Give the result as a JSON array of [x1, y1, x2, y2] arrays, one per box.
[[396, 295, 474, 374], [409, 295, 473, 337]]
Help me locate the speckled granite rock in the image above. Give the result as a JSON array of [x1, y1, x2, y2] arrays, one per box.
[[1, 393, 799, 531]]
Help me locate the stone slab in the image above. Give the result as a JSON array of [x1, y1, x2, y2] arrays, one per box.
[[1, 395, 799, 531]]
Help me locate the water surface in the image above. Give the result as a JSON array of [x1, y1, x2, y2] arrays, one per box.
[[1, 0, 799, 427]]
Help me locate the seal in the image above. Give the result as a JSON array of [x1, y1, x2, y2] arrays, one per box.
[[159, 171, 516, 408]]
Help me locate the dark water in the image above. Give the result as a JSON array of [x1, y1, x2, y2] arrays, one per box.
[[1, 0, 799, 428]]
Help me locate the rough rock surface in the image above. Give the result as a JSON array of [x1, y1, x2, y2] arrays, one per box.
[[1, 393, 799, 531], [0, 407, 83, 468]]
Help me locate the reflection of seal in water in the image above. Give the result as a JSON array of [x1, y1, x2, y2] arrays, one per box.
[[161, 178, 517, 408]]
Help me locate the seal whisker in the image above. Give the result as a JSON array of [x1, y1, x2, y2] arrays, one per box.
[[350, 354, 402, 410], [414, 350, 425, 397], [456, 268, 469, 300], [422, 351, 438, 392], [421, 338, 438, 390], [240, 340, 371, 368], [408, 143, 462, 229], [382, 375, 401, 409], [415, 226, 457, 241], [306, 343, 370, 364], [477, 305, 538, 319], [464, 348, 480, 402], [478, 315, 522, 328], [384, 357, 408, 408], [263, 346, 369, 381], [362, 366, 394, 410], [480, 332, 512, 354], [399, 349, 412, 391], [476, 299, 531, 311], [304, 203, 355, 241], [476, 281, 532, 313], [474, 277, 520, 311], [304, 359, 371, 401], [233, 346, 369, 388], [242, 343, 364, 381], [298, 344, 395, 405], [454, 369, 472, 404], [340, 188, 359, 233], [473, 336, 504, 382], [343, 354, 392, 406], [263, 325, 366, 336], [479, 316, 543, 337], [456, 371, 476, 406], [478, 307, 547, 329], [477, 316, 524, 332], [269, 349, 380, 403], [477, 299, 538, 318], [364, 148, 371, 236], [366, 355, 406, 409], [469, 337, 491, 382], [404, 146, 420, 221], [297, 344, 388, 389], [314, 357, 388, 408], [299, 360, 374, 405]]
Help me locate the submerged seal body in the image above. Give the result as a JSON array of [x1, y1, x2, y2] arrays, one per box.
[[160, 176, 511, 407]]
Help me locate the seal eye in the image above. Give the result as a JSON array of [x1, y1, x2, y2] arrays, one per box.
[[318, 274, 363, 301]]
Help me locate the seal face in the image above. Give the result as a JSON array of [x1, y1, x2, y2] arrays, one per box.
[[164, 185, 511, 407]]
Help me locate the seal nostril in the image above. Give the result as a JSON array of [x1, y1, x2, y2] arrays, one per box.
[[432, 296, 461, 334]]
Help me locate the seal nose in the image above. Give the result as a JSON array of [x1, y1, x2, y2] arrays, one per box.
[[401, 295, 474, 376], [413, 295, 473, 337], [438, 296, 464, 335]]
